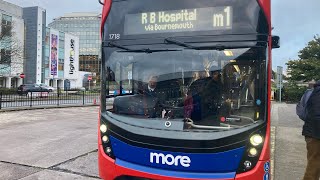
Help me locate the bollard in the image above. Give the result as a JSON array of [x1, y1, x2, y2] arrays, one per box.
[[30, 92, 32, 107], [0, 92, 2, 110], [83, 91, 85, 105]]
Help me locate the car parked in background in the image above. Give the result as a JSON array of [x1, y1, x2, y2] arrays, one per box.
[[39, 83, 55, 92], [17, 84, 50, 95]]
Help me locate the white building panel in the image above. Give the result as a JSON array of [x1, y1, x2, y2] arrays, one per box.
[[64, 33, 79, 80]]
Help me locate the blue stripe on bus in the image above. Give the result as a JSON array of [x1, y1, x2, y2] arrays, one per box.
[[110, 136, 245, 173], [116, 158, 236, 179]]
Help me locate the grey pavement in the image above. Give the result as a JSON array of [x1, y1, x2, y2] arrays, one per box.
[[272, 102, 307, 180], [19, 170, 98, 180], [0, 107, 100, 179]]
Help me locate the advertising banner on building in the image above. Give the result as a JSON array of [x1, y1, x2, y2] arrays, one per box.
[[49, 30, 59, 77], [64, 34, 79, 79]]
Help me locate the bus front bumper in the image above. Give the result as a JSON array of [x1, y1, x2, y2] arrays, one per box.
[[98, 145, 270, 180]]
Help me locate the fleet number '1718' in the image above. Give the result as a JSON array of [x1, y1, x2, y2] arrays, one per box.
[[109, 34, 120, 40]]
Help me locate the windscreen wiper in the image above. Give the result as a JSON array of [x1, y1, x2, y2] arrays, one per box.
[[108, 41, 181, 53], [108, 41, 130, 50], [164, 37, 253, 51], [120, 49, 181, 53]]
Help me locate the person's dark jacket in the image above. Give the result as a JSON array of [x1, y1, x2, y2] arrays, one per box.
[[303, 80, 320, 139]]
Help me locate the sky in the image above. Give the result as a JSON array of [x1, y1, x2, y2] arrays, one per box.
[[4, 0, 320, 71]]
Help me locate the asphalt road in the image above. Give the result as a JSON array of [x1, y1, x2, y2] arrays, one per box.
[[0, 103, 307, 180]]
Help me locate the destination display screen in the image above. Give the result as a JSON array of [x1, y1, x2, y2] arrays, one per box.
[[124, 6, 233, 35]]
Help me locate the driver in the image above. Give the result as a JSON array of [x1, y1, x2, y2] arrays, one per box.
[[144, 75, 158, 97], [142, 75, 162, 118]]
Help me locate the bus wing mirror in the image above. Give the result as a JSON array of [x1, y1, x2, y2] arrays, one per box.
[[272, 36, 280, 49]]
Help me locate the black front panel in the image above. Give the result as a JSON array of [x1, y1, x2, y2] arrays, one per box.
[[101, 114, 266, 153]]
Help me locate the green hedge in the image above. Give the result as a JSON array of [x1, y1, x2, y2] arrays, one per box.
[[281, 84, 307, 103], [0, 88, 18, 95]]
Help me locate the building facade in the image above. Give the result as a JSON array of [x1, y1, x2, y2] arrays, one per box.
[[0, 1, 83, 89], [0, 0, 25, 88], [48, 12, 101, 85], [43, 27, 81, 89], [22, 7, 81, 89]]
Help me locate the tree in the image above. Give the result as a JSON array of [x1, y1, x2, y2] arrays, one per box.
[[286, 35, 320, 82], [0, 21, 24, 76]]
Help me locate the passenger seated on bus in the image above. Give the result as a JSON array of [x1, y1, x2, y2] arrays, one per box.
[[185, 71, 207, 121], [199, 68, 224, 125]]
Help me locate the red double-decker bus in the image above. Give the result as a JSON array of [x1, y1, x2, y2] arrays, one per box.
[[98, 0, 280, 179]]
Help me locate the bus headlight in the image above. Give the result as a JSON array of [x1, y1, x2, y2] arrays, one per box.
[[100, 124, 107, 133], [102, 135, 109, 143], [248, 148, 258, 157], [250, 134, 263, 146]]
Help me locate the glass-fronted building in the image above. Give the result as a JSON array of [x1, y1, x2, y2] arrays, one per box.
[[0, 0, 24, 88], [48, 12, 101, 85], [0, 1, 83, 89]]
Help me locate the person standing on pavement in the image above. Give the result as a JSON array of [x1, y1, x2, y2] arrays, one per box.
[[303, 80, 320, 180]]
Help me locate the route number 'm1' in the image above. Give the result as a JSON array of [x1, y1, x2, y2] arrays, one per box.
[[213, 6, 231, 28]]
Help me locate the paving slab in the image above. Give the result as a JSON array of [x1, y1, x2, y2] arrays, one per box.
[[0, 162, 41, 180], [55, 151, 99, 178], [20, 170, 99, 180]]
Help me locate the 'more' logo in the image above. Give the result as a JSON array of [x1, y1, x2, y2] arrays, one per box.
[[150, 152, 191, 167]]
